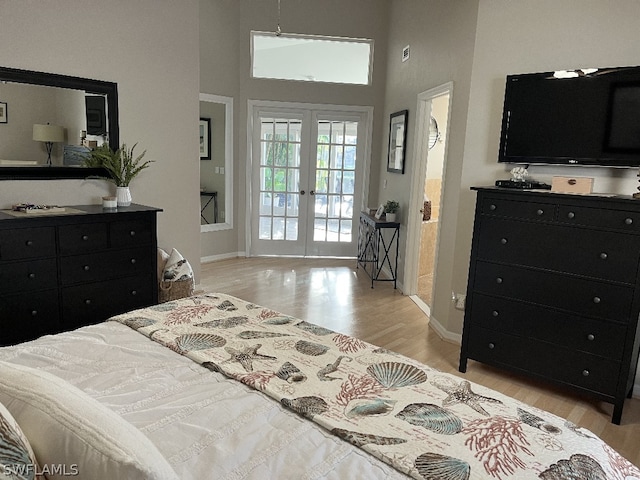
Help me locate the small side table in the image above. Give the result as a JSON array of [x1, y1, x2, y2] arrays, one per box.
[[200, 191, 218, 224], [356, 212, 400, 288]]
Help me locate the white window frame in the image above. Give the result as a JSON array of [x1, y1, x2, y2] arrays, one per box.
[[250, 31, 374, 86]]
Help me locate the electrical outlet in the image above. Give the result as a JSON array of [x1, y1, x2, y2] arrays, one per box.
[[454, 293, 466, 310], [219, 167, 224, 175]]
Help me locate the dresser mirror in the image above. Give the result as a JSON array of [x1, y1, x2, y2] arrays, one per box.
[[200, 93, 233, 232], [0, 66, 118, 180]]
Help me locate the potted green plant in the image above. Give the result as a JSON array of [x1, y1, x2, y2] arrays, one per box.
[[384, 200, 400, 222], [83, 143, 153, 206]]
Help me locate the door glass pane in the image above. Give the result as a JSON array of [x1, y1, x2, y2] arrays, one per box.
[[258, 118, 301, 242], [259, 216, 271, 239], [340, 220, 352, 242], [313, 119, 359, 243], [272, 217, 285, 240]]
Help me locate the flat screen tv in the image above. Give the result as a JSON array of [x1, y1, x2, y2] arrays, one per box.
[[498, 66, 640, 167]]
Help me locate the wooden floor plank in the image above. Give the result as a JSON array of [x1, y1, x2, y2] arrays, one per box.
[[200, 256, 640, 467]]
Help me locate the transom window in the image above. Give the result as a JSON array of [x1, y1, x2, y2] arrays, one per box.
[[251, 31, 373, 85]]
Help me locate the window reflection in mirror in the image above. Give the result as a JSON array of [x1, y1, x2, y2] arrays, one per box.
[[200, 93, 233, 232]]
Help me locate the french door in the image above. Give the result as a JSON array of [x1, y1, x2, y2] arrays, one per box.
[[249, 103, 371, 257]]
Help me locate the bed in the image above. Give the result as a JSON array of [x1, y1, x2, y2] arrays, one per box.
[[0, 293, 638, 480]]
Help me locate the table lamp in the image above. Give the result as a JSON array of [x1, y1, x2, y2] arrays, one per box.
[[33, 123, 65, 166]]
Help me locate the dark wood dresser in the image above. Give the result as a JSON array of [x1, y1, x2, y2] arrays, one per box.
[[459, 187, 640, 424], [0, 204, 161, 346]]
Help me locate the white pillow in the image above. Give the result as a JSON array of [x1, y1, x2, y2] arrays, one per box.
[[157, 247, 170, 282], [0, 362, 178, 480], [162, 248, 194, 282], [0, 401, 41, 480]]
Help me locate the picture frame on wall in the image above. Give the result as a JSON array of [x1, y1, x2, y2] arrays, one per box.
[[199, 117, 211, 160], [0, 102, 7, 123], [386, 109, 408, 174]]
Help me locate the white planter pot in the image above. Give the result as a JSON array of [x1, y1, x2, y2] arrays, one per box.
[[116, 186, 132, 207], [385, 212, 397, 222]]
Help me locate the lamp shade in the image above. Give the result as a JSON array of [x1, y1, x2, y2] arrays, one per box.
[[33, 124, 65, 143]]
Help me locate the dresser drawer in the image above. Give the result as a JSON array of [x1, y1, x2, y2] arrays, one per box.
[[469, 293, 627, 360], [476, 217, 639, 283], [60, 247, 152, 285], [480, 196, 555, 221], [473, 261, 635, 322], [0, 289, 60, 346], [61, 275, 154, 329], [0, 258, 58, 294], [0, 227, 55, 260], [58, 223, 108, 254], [111, 219, 153, 247], [558, 204, 640, 233], [467, 326, 620, 396]]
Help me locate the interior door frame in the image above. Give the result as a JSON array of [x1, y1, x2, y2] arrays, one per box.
[[404, 82, 453, 304], [246, 100, 373, 257]]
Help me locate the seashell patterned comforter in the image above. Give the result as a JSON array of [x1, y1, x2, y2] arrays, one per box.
[[112, 293, 640, 480]]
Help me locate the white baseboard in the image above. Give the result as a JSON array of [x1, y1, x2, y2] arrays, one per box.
[[201, 251, 245, 264]]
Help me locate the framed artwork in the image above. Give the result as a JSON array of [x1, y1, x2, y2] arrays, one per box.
[[386, 109, 408, 174], [0, 102, 6, 123], [199, 117, 211, 160]]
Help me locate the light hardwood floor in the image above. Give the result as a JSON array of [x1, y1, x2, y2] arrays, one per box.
[[200, 256, 640, 467]]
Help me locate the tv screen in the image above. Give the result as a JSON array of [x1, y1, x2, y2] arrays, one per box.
[[498, 66, 640, 167]]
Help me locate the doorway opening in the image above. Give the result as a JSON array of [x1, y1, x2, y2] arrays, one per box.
[[404, 83, 452, 316]]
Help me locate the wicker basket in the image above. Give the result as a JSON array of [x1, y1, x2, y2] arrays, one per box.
[[159, 278, 195, 303]]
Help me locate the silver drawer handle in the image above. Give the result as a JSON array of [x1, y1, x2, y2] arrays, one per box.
[[625, 218, 633, 225], [599, 252, 608, 260], [28, 273, 35, 279], [489, 204, 497, 211], [84, 299, 91, 305], [31, 310, 38, 316], [25, 240, 33, 246], [587, 334, 595, 341], [130, 258, 137, 264], [500, 238, 508, 245], [593, 296, 601, 304], [131, 290, 137, 296], [130, 230, 136, 236], [496, 277, 503, 284], [567, 211, 575, 219], [492, 310, 499, 317], [82, 235, 89, 241], [536, 209, 544, 216], [582, 369, 590, 377], [488, 343, 495, 349], [83, 265, 90, 271]]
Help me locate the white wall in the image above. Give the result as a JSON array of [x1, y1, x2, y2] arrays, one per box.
[[381, 0, 480, 332], [0, 0, 201, 281]]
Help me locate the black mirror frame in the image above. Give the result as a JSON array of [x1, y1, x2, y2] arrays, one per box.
[[0, 66, 118, 180]]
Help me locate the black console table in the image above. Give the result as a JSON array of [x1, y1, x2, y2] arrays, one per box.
[[200, 191, 218, 224], [356, 212, 400, 288]]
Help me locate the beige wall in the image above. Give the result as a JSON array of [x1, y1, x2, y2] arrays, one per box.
[[0, 0, 201, 280], [380, 0, 480, 332]]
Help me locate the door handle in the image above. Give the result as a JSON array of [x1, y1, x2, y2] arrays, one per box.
[[300, 190, 305, 195], [309, 190, 315, 196]]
